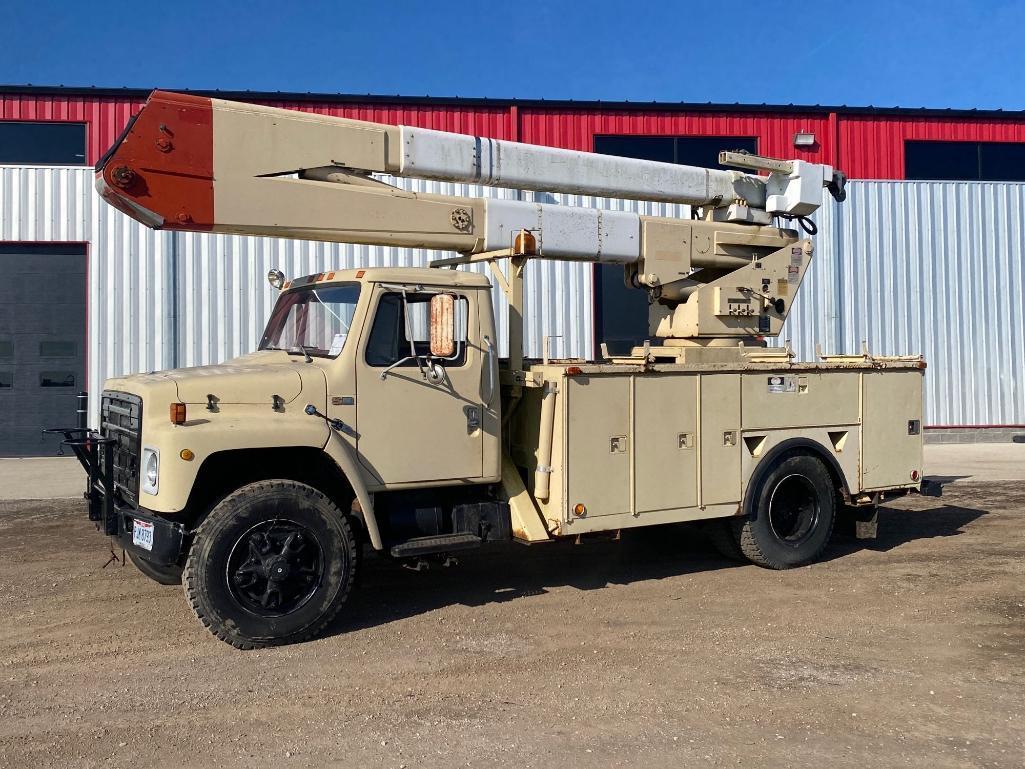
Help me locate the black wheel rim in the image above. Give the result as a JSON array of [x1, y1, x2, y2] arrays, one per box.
[[226, 519, 325, 617], [767, 473, 819, 546]]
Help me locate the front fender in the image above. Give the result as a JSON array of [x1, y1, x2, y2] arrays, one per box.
[[322, 432, 382, 550], [140, 406, 329, 513]]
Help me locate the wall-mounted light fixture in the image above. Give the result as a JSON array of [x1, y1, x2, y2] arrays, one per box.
[[794, 132, 816, 148]]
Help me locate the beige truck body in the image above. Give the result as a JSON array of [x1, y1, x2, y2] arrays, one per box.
[[512, 362, 922, 538], [101, 266, 923, 552]]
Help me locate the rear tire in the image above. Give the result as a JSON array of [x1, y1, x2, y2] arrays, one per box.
[[128, 550, 183, 585], [734, 453, 836, 569], [183, 480, 358, 649], [705, 519, 745, 562]]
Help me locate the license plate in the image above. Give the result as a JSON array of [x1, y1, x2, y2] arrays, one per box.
[[132, 519, 154, 551]]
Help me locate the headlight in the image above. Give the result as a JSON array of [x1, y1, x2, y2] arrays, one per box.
[[142, 447, 159, 495]]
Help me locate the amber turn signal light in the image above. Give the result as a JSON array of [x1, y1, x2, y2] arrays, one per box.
[[170, 402, 187, 425], [513, 229, 537, 256]]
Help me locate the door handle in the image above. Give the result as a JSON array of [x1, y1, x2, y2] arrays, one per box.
[[465, 406, 481, 431]]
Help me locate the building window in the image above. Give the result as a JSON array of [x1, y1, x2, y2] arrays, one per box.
[[39, 371, 76, 388], [905, 140, 1025, 181], [594, 135, 757, 168], [0, 121, 87, 165], [39, 340, 77, 357], [592, 135, 758, 355]]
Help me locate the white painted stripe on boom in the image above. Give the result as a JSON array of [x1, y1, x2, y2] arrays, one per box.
[[484, 198, 640, 262], [399, 125, 743, 207]]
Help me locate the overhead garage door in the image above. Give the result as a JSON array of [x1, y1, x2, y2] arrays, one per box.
[[0, 244, 87, 457]]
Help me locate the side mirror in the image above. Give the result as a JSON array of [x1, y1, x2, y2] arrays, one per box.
[[429, 293, 456, 357]]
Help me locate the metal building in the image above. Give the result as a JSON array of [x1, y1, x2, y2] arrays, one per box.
[[2, 85, 1025, 455]]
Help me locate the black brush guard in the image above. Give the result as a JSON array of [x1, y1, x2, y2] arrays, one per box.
[[43, 425, 119, 536], [46, 392, 185, 566]]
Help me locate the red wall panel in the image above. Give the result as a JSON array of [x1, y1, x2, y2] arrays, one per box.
[[840, 115, 1025, 179], [518, 109, 835, 167], [1, 94, 144, 167], [6, 91, 1025, 179], [0, 94, 513, 166]]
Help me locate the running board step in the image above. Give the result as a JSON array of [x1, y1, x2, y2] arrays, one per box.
[[389, 533, 482, 558]]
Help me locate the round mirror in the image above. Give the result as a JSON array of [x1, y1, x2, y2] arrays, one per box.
[[426, 361, 447, 385]]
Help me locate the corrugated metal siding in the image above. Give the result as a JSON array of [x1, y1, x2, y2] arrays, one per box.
[[0, 94, 513, 166], [518, 109, 835, 166], [259, 101, 514, 140], [0, 168, 596, 423], [0, 94, 145, 168], [173, 177, 592, 367], [3, 168, 1024, 427], [11, 91, 1025, 180], [0, 166, 174, 421], [840, 116, 1025, 179], [780, 180, 1025, 426]]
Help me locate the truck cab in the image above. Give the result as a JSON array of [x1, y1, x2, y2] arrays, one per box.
[[104, 266, 500, 524]]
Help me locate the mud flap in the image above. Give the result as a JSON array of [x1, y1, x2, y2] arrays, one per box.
[[854, 507, 878, 540]]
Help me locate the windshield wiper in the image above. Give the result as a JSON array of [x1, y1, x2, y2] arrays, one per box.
[[296, 343, 313, 363]]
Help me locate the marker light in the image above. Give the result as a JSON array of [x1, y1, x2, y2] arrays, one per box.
[[170, 402, 187, 425], [514, 229, 537, 256]]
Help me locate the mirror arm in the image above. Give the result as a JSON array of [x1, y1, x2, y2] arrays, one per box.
[[482, 335, 496, 406], [380, 355, 416, 380], [397, 287, 428, 378]]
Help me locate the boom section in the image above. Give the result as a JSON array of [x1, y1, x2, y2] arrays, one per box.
[[96, 90, 843, 254]]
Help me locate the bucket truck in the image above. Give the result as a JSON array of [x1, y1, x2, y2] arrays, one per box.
[[50, 91, 934, 648]]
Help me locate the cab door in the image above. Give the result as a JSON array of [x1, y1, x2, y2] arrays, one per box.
[[354, 285, 484, 485]]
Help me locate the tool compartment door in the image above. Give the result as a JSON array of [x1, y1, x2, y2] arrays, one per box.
[[861, 370, 924, 490], [700, 374, 742, 505], [565, 375, 630, 517], [634, 374, 698, 513]]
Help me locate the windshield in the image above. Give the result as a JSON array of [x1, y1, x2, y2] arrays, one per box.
[[259, 282, 361, 358]]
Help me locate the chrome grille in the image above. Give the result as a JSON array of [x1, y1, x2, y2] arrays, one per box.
[[100, 391, 142, 506]]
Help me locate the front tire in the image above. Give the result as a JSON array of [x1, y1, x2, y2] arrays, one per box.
[[183, 480, 358, 649], [735, 453, 836, 569]]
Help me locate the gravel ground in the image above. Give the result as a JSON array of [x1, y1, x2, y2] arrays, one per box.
[[0, 483, 1022, 768]]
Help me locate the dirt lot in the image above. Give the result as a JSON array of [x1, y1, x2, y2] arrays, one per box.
[[0, 483, 1022, 769]]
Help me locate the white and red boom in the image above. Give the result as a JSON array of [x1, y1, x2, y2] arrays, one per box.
[[97, 91, 844, 263]]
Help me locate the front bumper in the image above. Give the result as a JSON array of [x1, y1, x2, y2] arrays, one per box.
[[115, 507, 186, 566], [45, 426, 186, 566]]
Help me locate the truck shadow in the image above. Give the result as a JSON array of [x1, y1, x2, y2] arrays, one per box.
[[328, 499, 987, 637], [824, 501, 988, 561]]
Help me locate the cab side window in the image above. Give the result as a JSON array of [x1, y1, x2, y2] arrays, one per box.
[[365, 292, 469, 367]]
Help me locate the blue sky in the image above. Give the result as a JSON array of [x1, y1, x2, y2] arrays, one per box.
[[4, 0, 1025, 109]]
